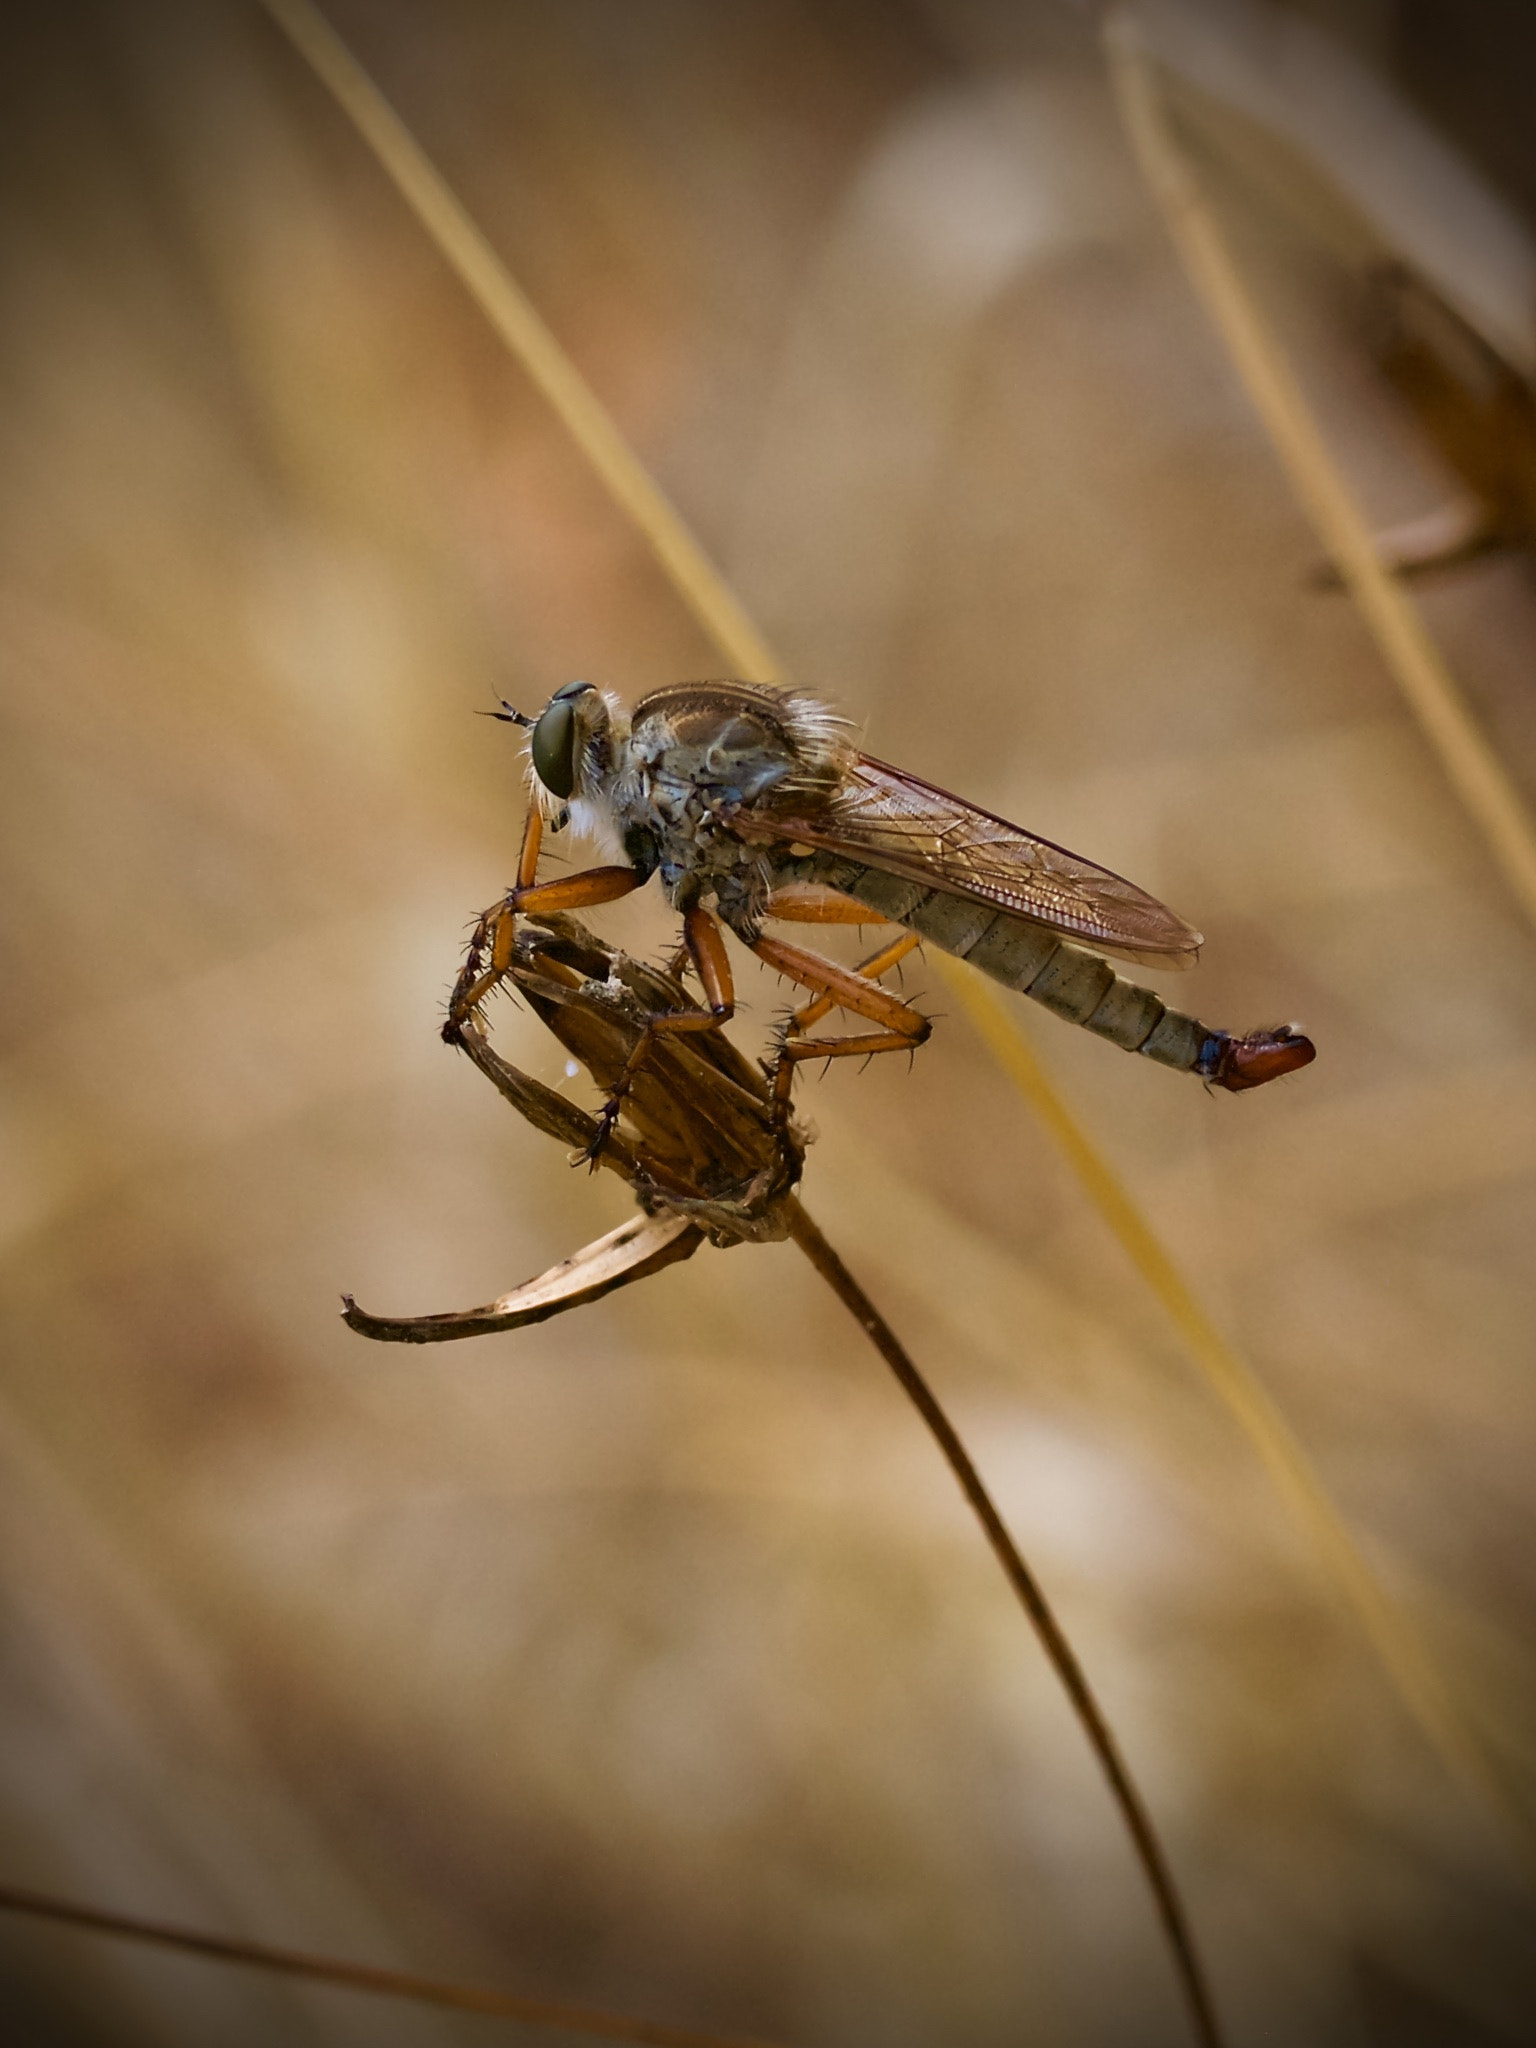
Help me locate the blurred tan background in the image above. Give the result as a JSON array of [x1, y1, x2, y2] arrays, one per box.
[[2, 2, 1535, 2043]]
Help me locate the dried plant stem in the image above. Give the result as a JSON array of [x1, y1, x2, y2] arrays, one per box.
[[0, 1881, 775, 2048], [1104, 8, 1536, 934], [786, 1200, 1224, 2048]]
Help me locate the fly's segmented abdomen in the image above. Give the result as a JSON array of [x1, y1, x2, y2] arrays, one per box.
[[789, 853, 1215, 1075]]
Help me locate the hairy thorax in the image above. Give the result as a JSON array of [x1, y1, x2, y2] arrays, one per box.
[[601, 682, 853, 939], [610, 763, 780, 935]]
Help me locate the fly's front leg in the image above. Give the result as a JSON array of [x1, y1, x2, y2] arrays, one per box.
[[582, 904, 736, 1167], [446, 805, 640, 1035], [750, 928, 930, 1118], [444, 900, 501, 1040]]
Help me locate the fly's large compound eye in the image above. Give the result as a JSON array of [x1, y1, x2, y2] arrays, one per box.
[[531, 695, 579, 797]]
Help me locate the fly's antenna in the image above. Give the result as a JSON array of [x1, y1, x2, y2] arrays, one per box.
[[483, 698, 534, 728]]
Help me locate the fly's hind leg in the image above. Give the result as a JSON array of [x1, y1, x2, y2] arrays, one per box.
[[446, 805, 640, 1038], [581, 904, 737, 1167], [763, 880, 923, 1028], [752, 902, 930, 1118]]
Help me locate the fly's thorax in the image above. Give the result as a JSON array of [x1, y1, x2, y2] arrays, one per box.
[[543, 681, 856, 920], [624, 783, 777, 927], [602, 683, 845, 920], [627, 682, 855, 812]]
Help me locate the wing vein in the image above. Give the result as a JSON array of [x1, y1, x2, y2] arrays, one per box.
[[771, 755, 1202, 968]]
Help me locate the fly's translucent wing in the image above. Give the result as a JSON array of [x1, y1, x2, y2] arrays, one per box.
[[769, 754, 1202, 968]]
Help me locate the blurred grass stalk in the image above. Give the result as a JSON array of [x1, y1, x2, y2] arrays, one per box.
[[257, 0, 1533, 1884], [1104, 7, 1536, 935], [0, 1879, 777, 2048], [1104, 8, 1536, 1883]]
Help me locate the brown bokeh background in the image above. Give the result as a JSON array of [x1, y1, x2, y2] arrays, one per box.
[[2, 2, 1535, 2043]]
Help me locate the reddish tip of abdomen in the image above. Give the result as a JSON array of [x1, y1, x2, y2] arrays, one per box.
[[1206, 1025, 1317, 1092]]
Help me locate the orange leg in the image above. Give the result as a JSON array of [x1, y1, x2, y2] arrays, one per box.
[[749, 929, 930, 1114], [763, 881, 885, 926], [762, 878, 917, 1028], [791, 929, 921, 1031], [581, 904, 737, 1165], [448, 804, 642, 1029]]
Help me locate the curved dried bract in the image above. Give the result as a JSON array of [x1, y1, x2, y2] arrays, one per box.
[[342, 1213, 703, 1344]]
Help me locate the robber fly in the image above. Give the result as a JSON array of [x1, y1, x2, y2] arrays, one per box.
[[450, 680, 1314, 1153]]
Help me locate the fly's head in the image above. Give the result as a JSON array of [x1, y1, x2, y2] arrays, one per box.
[[510, 681, 630, 830]]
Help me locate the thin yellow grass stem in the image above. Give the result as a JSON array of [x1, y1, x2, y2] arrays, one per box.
[[262, 0, 1528, 1882], [787, 1200, 1224, 2048], [257, 0, 780, 683], [0, 1881, 777, 2048], [1104, 9, 1536, 935], [953, 965, 1536, 1883]]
